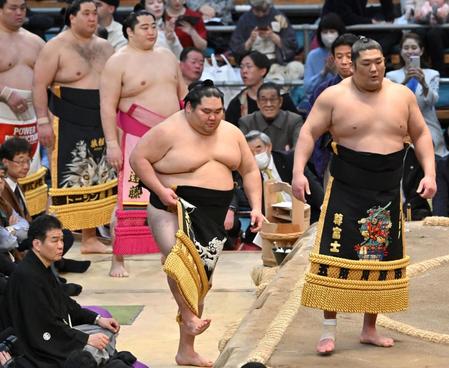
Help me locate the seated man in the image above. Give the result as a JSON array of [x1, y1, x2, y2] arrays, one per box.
[[246, 130, 324, 223], [238, 82, 303, 151], [180, 47, 205, 87], [0, 162, 29, 275], [1, 215, 120, 368]]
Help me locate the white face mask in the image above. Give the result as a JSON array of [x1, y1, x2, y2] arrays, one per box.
[[255, 151, 270, 170], [321, 32, 339, 49]]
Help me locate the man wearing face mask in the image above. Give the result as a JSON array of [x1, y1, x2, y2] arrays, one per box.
[[246, 130, 323, 223], [238, 82, 303, 151]]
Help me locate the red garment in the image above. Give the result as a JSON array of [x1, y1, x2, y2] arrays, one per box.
[[165, 8, 207, 48]]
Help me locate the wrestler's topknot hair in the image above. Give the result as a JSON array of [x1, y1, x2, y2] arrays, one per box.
[[351, 37, 383, 64], [64, 0, 96, 28], [184, 79, 224, 109], [0, 136, 32, 161], [122, 10, 156, 39]]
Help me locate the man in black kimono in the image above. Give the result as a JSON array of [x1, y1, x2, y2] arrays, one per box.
[[0, 215, 120, 368]]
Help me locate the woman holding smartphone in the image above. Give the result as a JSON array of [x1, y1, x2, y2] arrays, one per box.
[[386, 32, 449, 217]]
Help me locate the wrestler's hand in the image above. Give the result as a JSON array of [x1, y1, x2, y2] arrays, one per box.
[[224, 209, 235, 231], [38, 122, 54, 150], [106, 142, 123, 171], [97, 316, 120, 334], [87, 332, 109, 350], [249, 209, 264, 232], [292, 173, 310, 202], [6, 91, 28, 115], [158, 187, 178, 208], [417, 175, 437, 199]]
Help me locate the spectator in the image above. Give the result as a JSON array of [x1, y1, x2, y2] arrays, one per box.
[[95, 0, 127, 50], [164, 0, 207, 50], [136, 0, 183, 58], [0, 162, 29, 276], [302, 13, 346, 102], [186, 0, 234, 25], [180, 47, 205, 86], [414, 0, 449, 76], [386, 32, 447, 217], [0, 215, 121, 368], [225, 51, 298, 125], [322, 0, 401, 56], [238, 82, 303, 151], [229, 0, 298, 66], [246, 130, 323, 223]]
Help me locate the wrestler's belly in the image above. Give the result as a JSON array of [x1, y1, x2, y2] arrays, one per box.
[[156, 161, 234, 191], [119, 91, 181, 119], [0, 65, 34, 90]]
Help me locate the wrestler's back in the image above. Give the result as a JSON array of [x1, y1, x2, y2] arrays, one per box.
[[329, 78, 409, 154], [153, 114, 240, 191], [49, 32, 113, 89], [118, 47, 183, 118], [0, 28, 43, 90]]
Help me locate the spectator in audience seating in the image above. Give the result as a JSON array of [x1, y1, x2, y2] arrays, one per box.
[[303, 13, 346, 103], [95, 0, 127, 50], [225, 51, 298, 125], [414, 0, 449, 77], [322, 0, 401, 56], [229, 0, 298, 66], [0, 162, 29, 276], [386, 32, 447, 217], [186, 0, 234, 25], [246, 130, 323, 223], [1, 215, 121, 368], [164, 0, 207, 50], [180, 47, 205, 86], [135, 0, 183, 58], [238, 82, 303, 151]]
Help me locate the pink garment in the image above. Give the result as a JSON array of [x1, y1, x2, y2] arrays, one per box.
[[113, 104, 166, 255]]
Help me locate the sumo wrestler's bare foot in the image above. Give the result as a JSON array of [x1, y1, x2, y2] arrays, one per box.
[[180, 315, 211, 336], [81, 230, 112, 254], [109, 255, 129, 277], [360, 331, 394, 347], [316, 338, 335, 355], [175, 351, 213, 367]]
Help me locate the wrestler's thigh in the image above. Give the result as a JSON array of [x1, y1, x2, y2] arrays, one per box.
[[147, 204, 178, 257]]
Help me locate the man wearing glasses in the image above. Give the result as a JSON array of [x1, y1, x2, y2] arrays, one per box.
[[238, 82, 302, 151]]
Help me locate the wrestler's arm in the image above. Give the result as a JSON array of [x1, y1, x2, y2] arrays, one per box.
[[175, 62, 188, 100], [129, 125, 177, 206], [100, 56, 123, 171], [235, 127, 264, 232], [32, 41, 59, 148], [406, 88, 437, 199], [292, 89, 333, 202]]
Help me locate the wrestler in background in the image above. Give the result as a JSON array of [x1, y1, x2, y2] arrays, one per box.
[[33, 0, 115, 254], [292, 38, 436, 355], [0, 0, 47, 214], [130, 81, 264, 367], [100, 10, 187, 277]]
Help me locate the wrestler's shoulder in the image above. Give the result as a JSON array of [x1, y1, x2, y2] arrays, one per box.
[[17, 28, 45, 47], [383, 78, 415, 97], [219, 120, 245, 136]]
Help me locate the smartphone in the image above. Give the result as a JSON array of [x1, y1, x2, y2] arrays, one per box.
[[175, 15, 199, 27], [257, 26, 269, 31], [409, 55, 420, 69]]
